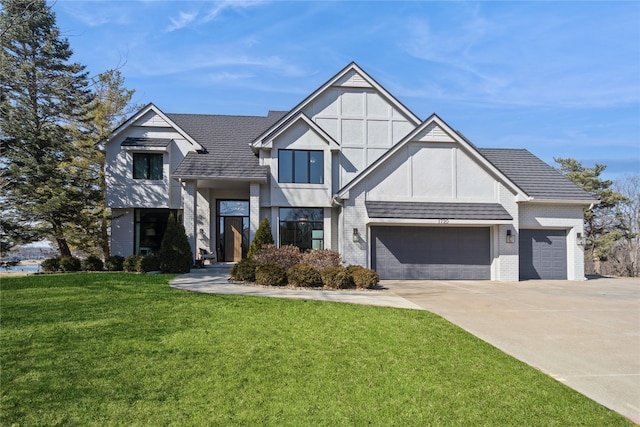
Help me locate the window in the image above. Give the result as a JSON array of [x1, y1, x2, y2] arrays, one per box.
[[279, 208, 324, 250], [133, 153, 163, 180], [278, 150, 323, 184], [134, 209, 179, 255]]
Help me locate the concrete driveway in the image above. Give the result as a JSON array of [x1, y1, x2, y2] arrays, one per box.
[[383, 277, 640, 423]]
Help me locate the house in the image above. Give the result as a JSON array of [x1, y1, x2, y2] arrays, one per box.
[[104, 62, 596, 281]]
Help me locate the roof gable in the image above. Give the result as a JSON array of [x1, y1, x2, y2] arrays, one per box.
[[107, 103, 204, 151], [261, 113, 340, 150], [337, 114, 527, 200], [251, 62, 421, 149]]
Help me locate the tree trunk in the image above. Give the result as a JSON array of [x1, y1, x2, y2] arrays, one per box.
[[56, 237, 72, 257], [101, 215, 110, 259]]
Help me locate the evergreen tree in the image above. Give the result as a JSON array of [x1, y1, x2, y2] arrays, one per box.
[[0, 0, 94, 256], [67, 70, 138, 258], [555, 158, 629, 273], [158, 213, 193, 274], [247, 217, 274, 258]]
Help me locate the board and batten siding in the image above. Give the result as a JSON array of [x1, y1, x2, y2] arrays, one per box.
[[302, 85, 415, 191]]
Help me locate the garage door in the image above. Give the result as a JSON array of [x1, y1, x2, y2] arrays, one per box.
[[371, 227, 491, 280], [519, 229, 567, 280]]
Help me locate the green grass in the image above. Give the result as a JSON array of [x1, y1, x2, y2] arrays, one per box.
[[1, 274, 630, 426]]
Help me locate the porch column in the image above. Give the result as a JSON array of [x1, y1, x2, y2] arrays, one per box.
[[249, 182, 260, 244], [182, 180, 197, 262]]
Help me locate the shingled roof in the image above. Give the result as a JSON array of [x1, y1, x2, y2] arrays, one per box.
[[479, 148, 596, 202], [170, 111, 286, 180], [366, 201, 513, 220]]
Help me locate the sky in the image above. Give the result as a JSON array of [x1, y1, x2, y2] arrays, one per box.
[[52, 0, 639, 181]]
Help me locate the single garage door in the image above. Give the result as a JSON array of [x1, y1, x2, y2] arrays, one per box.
[[371, 226, 491, 280], [519, 229, 567, 280]]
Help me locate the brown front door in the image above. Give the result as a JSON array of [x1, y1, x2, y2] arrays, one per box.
[[224, 217, 243, 262]]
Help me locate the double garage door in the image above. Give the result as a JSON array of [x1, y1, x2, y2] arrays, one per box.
[[372, 226, 491, 280]]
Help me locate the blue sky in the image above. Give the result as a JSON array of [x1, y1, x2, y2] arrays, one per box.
[[53, 0, 639, 180]]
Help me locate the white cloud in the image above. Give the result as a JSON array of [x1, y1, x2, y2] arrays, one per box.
[[166, 11, 198, 32], [166, 0, 267, 32]]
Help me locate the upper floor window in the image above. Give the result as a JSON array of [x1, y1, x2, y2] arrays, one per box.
[[133, 153, 163, 180], [278, 150, 323, 184]]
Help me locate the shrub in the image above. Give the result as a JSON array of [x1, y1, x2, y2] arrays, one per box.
[[105, 255, 125, 272], [346, 265, 363, 288], [159, 212, 193, 274], [138, 254, 161, 273], [255, 263, 287, 286], [123, 255, 141, 272], [247, 217, 274, 258], [59, 256, 82, 272], [253, 244, 302, 270], [230, 258, 257, 282], [301, 249, 342, 271], [321, 266, 353, 289], [41, 257, 60, 272], [82, 255, 104, 271], [351, 266, 380, 289], [287, 263, 322, 287]]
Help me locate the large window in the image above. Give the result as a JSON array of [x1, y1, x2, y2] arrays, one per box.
[[134, 209, 179, 256], [279, 208, 324, 250], [278, 150, 323, 184], [133, 153, 163, 180]]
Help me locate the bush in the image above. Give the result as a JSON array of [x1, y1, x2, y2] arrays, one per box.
[[230, 258, 257, 282], [301, 249, 342, 271], [247, 217, 274, 258], [253, 244, 302, 270], [159, 212, 193, 274], [255, 263, 287, 286], [346, 265, 363, 288], [59, 256, 82, 272], [321, 266, 353, 289], [82, 255, 104, 271], [138, 254, 161, 273], [41, 257, 60, 273], [123, 255, 141, 272], [351, 266, 380, 289], [287, 263, 322, 287], [105, 255, 125, 272]]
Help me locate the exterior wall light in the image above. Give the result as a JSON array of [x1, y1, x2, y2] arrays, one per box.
[[353, 228, 361, 243], [506, 229, 515, 244], [577, 232, 586, 246]]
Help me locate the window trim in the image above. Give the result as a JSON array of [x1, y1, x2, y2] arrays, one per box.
[[279, 207, 324, 250], [133, 152, 164, 180], [278, 149, 324, 184]]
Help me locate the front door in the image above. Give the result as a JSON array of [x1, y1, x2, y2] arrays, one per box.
[[224, 217, 243, 262], [217, 200, 249, 262]]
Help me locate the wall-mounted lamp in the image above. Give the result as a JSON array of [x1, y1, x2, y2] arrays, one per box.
[[577, 232, 586, 246], [353, 228, 361, 243], [198, 228, 205, 238], [506, 229, 515, 244]]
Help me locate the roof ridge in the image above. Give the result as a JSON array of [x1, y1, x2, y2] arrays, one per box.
[[167, 112, 272, 119]]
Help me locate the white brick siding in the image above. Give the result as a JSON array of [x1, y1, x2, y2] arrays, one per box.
[[182, 180, 197, 261]]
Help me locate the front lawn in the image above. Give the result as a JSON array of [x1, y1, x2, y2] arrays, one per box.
[[1, 274, 630, 425]]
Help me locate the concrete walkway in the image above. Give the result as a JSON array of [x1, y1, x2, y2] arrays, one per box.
[[170, 267, 640, 422], [169, 265, 423, 310]]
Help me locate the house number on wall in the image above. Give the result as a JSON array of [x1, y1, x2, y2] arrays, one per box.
[[438, 219, 450, 224]]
